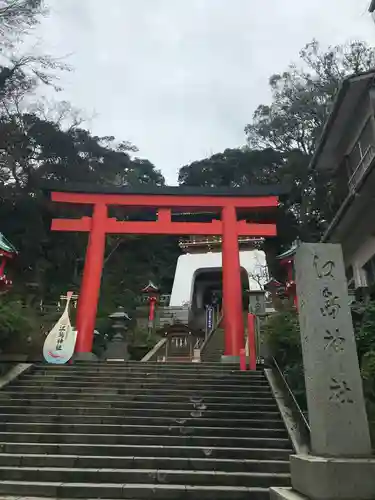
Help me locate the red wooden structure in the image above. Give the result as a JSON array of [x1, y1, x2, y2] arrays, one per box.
[[49, 184, 282, 358], [0, 232, 17, 292], [141, 281, 160, 332], [277, 243, 298, 309]]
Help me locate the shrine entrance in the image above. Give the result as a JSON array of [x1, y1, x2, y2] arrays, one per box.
[[49, 184, 281, 358]]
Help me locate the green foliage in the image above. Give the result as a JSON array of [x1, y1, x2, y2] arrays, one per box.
[[263, 308, 301, 365], [0, 298, 32, 342], [360, 349, 375, 445], [262, 308, 306, 409], [361, 351, 375, 401], [178, 147, 299, 278], [0, 296, 45, 358], [263, 300, 375, 442], [356, 301, 375, 363], [178, 40, 375, 253], [245, 40, 375, 155], [0, 0, 179, 357], [356, 303, 375, 442], [245, 40, 375, 242]]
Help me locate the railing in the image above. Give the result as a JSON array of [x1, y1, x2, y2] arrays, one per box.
[[140, 338, 167, 362], [349, 144, 375, 193], [265, 357, 310, 454], [200, 313, 224, 362], [141, 334, 205, 363], [204, 305, 222, 338]]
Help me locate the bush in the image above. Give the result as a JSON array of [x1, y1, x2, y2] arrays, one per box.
[[361, 350, 375, 401], [263, 307, 306, 410], [356, 302, 375, 364], [0, 299, 34, 342], [0, 297, 41, 357], [262, 301, 375, 444]]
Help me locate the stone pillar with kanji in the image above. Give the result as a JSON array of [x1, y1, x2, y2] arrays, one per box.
[[272, 243, 375, 500]]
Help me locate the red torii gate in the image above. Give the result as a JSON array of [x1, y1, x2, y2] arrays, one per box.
[[49, 184, 281, 359]]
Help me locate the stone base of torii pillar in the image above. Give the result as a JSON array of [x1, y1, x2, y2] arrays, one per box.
[[271, 243, 375, 500]]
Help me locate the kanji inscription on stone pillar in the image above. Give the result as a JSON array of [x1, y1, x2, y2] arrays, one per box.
[[295, 243, 371, 457]]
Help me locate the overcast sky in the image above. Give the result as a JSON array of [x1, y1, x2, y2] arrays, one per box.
[[37, 0, 375, 184]]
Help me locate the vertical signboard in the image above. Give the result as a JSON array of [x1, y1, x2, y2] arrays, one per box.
[[206, 306, 214, 333]]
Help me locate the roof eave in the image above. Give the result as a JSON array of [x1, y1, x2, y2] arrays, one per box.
[[308, 79, 351, 172], [309, 70, 375, 172]]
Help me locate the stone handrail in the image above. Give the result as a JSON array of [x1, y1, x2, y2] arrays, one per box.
[[200, 314, 224, 362], [265, 357, 310, 454], [140, 337, 167, 362]]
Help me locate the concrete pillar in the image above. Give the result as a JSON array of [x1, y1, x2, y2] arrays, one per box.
[[272, 243, 375, 500]]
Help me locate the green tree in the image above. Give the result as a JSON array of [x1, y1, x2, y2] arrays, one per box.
[[245, 40, 375, 241], [0, 112, 173, 299], [0, 0, 180, 356], [178, 147, 299, 278], [178, 147, 283, 187]]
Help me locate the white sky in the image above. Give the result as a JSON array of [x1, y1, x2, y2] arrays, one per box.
[[36, 0, 375, 184]]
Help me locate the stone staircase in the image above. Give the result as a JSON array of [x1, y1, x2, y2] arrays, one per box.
[[0, 362, 292, 499]]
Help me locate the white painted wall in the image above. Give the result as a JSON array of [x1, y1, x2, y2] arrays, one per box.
[[170, 250, 267, 307]]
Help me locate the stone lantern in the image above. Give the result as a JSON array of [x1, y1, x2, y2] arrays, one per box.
[[104, 306, 131, 362]]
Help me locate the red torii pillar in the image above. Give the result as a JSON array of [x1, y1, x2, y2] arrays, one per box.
[[222, 205, 243, 356], [75, 203, 107, 354], [50, 190, 278, 359]]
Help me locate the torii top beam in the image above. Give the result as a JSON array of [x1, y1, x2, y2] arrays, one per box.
[[48, 182, 287, 238]]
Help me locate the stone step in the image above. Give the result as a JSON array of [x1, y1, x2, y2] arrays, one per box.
[[0, 413, 285, 429], [23, 371, 268, 381], [26, 372, 266, 382], [0, 453, 290, 473], [0, 442, 293, 460], [0, 405, 281, 419], [3, 383, 272, 398], [30, 371, 261, 379], [32, 362, 255, 369], [0, 363, 290, 498], [2, 388, 274, 401], [0, 394, 277, 410], [0, 387, 275, 404], [0, 480, 271, 499], [0, 422, 288, 439], [0, 432, 291, 449], [33, 361, 256, 369], [0, 466, 291, 488], [26, 373, 266, 383], [14, 378, 271, 390], [31, 367, 266, 377]]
